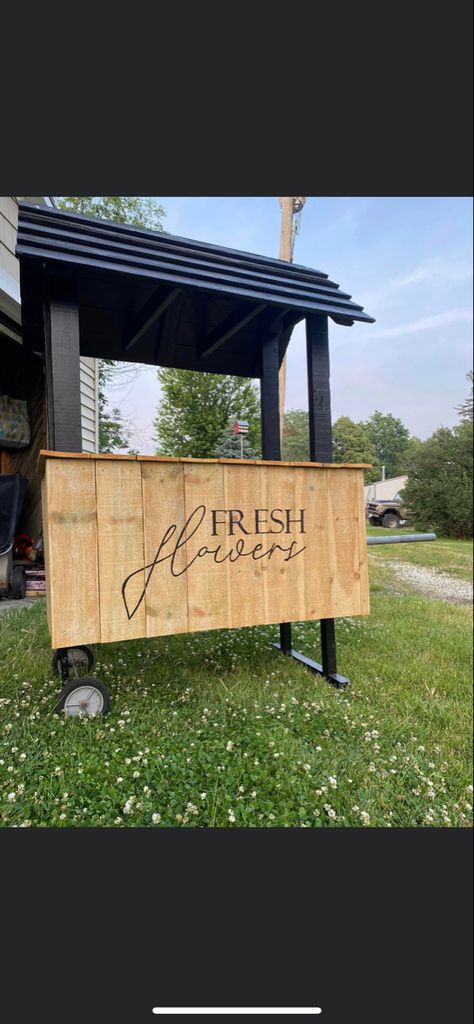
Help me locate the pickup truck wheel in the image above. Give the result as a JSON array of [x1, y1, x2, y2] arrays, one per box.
[[382, 512, 400, 529], [368, 516, 381, 526]]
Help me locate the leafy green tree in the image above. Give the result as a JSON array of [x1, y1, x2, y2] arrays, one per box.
[[55, 196, 166, 452], [398, 434, 423, 472], [55, 196, 165, 231], [154, 369, 261, 457], [282, 409, 309, 461], [402, 421, 473, 538], [456, 369, 473, 424], [366, 410, 411, 478], [332, 416, 380, 482]]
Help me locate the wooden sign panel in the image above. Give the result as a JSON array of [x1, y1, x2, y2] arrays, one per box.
[[40, 453, 369, 649]]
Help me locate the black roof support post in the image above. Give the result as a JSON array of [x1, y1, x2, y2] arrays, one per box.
[[43, 275, 83, 453], [260, 328, 292, 656], [306, 314, 348, 688]]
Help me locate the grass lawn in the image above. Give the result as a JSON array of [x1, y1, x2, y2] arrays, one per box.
[[0, 533, 472, 829]]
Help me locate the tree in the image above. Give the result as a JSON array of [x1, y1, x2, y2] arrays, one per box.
[[55, 196, 166, 452], [98, 361, 136, 453], [402, 421, 473, 538], [282, 409, 309, 461], [456, 370, 473, 424], [154, 369, 261, 457], [332, 416, 380, 483], [213, 430, 258, 459], [365, 410, 411, 479], [55, 196, 165, 232]]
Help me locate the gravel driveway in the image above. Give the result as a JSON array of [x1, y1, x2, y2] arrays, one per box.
[[386, 560, 473, 605]]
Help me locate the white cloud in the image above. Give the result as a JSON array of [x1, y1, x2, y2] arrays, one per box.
[[367, 306, 473, 340]]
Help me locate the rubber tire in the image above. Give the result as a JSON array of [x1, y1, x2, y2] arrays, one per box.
[[52, 645, 94, 675], [10, 565, 26, 599], [55, 676, 110, 717], [382, 512, 400, 529], [368, 516, 381, 527]]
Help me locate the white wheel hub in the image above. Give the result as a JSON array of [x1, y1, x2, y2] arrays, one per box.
[[64, 685, 104, 717]]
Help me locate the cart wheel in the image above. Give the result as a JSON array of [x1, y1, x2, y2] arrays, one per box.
[[10, 565, 26, 600], [52, 645, 94, 676], [55, 676, 110, 717]]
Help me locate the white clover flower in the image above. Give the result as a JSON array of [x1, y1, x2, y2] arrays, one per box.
[[59, 813, 66, 820], [186, 802, 198, 815], [152, 813, 161, 824], [328, 777, 337, 789], [200, 793, 207, 800], [226, 741, 233, 752], [7, 792, 16, 802], [251, 790, 257, 798], [116, 777, 124, 784], [228, 809, 236, 823], [143, 786, 151, 795], [132, 770, 140, 779], [324, 805, 336, 819], [360, 811, 370, 826]]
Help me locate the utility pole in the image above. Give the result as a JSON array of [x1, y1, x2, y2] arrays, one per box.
[[278, 197, 306, 442]]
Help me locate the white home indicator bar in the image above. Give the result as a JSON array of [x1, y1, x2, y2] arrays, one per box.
[[153, 1010, 322, 1016]]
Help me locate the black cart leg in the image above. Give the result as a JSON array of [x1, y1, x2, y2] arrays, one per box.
[[279, 622, 292, 655], [57, 648, 70, 685]]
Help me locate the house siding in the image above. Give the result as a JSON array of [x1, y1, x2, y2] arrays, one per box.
[[364, 475, 408, 502]]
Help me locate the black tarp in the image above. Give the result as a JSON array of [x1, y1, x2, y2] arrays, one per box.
[[0, 474, 28, 553]]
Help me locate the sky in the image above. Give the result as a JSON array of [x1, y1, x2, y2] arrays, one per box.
[[110, 197, 473, 454]]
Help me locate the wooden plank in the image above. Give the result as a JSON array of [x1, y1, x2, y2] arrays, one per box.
[[182, 462, 229, 632], [95, 460, 146, 643], [356, 472, 370, 616], [223, 462, 262, 629], [325, 469, 363, 618], [42, 457, 101, 648], [141, 460, 189, 636], [38, 449, 371, 470], [258, 464, 301, 625], [294, 466, 332, 622]]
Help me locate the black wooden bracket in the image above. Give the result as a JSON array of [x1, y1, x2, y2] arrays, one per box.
[[198, 301, 267, 360], [123, 286, 182, 353]]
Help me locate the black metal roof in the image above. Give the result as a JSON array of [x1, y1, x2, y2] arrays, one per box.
[[16, 202, 375, 378]]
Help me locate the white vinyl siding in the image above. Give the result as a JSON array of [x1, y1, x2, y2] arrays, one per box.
[[80, 356, 99, 452]]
